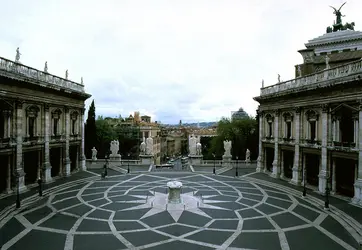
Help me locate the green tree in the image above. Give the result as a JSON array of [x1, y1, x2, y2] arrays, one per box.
[[209, 116, 258, 160], [85, 100, 96, 159], [95, 117, 117, 157]]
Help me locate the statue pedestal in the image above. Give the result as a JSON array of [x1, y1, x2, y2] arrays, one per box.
[[140, 155, 153, 165], [245, 159, 251, 166], [167, 181, 182, 204], [222, 155, 232, 167], [91, 158, 97, 165], [188, 155, 203, 165], [110, 154, 122, 161]]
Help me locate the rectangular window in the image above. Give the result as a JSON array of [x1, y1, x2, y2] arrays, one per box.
[[310, 121, 316, 140], [145, 131, 149, 138], [54, 118, 58, 135], [286, 122, 292, 139], [268, 123, 272, 137], [72, 120, 76, 134], [29, 117, 35, 137]]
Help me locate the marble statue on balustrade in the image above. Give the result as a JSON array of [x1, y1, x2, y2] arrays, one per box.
[[245, 148, 251, 164], [297, 65, 302, 77], [140, 137, 146, 155], [261, 79, 264, 88], [188, 135, 197, 156], [44, 61, 48, 73], [196, 142, 202, 155], [110, 140, 121, 160], [223, 140, 232, 157], [278, 74, 281, 83], [65, 70, 69, 80], [15, 47, 21, 63], [91, 147, 98, 161], [146, 136, 154, 155], [81, 77, 84, 84]]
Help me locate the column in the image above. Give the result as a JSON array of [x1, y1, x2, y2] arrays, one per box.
[[271, 109, 280, 178], [80, 108, 86, 170], [15, 100, 26, 191], [332, 119, 336, 142], [43, 104, 52, 183], [6, 154, 11, 193], [59, 146, 63, 176], [331, 158, 336, 193], [353, 103, 362, 204], [280, 150, 285, 178], [37, 150, 41, 180], [336, 119, 340, 141], [75, 146, 79, 171], [256, 110, 264, 172], [64, 106, 71, 176], [301, 154, 307, 186], [318, 105, 329, 194], [291, 107, 302, 185]]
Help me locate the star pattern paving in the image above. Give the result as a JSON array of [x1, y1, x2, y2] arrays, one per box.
[[0, 173, 360, 250]]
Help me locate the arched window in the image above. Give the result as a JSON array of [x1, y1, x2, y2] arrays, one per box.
[[52, 109, 62, 136], [70, 111, 79, 135], [283, 112, 293, 139], [265, 114, 274, 138], [26, 105, 40, 138], [305, 110, 319, 141]]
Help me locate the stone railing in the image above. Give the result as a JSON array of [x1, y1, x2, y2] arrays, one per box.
[[0, 57, 85, 93], [121, 160, 141, 165], [260, 59, 362, 96]]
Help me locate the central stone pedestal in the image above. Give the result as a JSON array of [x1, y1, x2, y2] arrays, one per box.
[[110, 154, 122, 161], [140, 155, 153, 165], [167, 181, 182, 204], [222, 155, 232, 167]]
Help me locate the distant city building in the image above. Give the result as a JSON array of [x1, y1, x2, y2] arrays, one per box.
[[231, 107, 249, 120]]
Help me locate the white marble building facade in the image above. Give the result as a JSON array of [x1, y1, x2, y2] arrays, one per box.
[[254, 29, 362, 205], [0, 55, 91, 194]]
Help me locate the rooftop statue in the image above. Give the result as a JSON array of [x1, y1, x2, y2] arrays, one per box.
[[326, 2, 355, 33]]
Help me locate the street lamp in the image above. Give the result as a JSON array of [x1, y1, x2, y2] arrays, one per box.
[[38, 166, 44, 197], [235, 156, 239, 177], [104, 152, 109, 177], [212, 153, 216, 174], [127, 153, 130, 173]]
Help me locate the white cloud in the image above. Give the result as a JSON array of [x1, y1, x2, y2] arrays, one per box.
[[1, 0, 361, 124]]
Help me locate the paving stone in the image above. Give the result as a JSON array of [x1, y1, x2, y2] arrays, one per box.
[[113, 221, 145, 231], [194, 190, 220, 196], [285, 227, 350, 250], [81, 193, 105, 202], [157, 224, 197, 236], [243, 217, 274, 230], [320, 215, 359, 249], [141, 211, 175, 227], [239, 198, 260, 206], [0, 218, 25, 247], [122, 230, 170, 247], [108, 195, 145, 202], [145, 240, 214, 250], [82, 187, 109, 195], [177, 211, 211, 227], [113, 208, 150, 220], [199, 208, 238, 219], [237, 208, 263, 218], [241, 193, 264, 201], [271, 212, 306, 228], [230, 232, 281, 250], [266, 197, 292, 209], [292, 205, 320, 222], [237, 188, 263, 195], [86, 209, 112, 220], [101, 202, 140, 211], [133, 175, 164, 182], [208, 219, 239, 230], [264, 190, 291, 200], [88, 182, 115, 188], [87, 199, 109, 207], [24, 206, 53, 224], [39, 213, 78, 231], [186, 229, 232, 245], [256, 203, 283, 215], [73, 234, 125, 250], [206, 195, 237, 202], [127, 190, 155, 196], [52, 197, 81, 210], [207, 202, 247, 210], [65, 204, 93, 217], [52, 190, 79, 202], [9, 230, 66, 250], [76, 218, 111, 232]]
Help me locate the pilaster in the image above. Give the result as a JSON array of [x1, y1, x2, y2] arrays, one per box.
[[352, 102, 362, 205], [15, 100, 26, 191], [271, 109, 280, 178], [43, 103, 52, 183], [256, 109, 264, 172], [318, 104, 329, 194], [80, 108, 86, 170], [64, 106, 71, 176], [291, 107, 302, 185]]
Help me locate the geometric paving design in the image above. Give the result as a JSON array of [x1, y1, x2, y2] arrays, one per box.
[[0, 173, 359, 250]]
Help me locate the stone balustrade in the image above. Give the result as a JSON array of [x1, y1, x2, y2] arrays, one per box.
[[260, 59, 362, 96], [0, 57, 85, 93]]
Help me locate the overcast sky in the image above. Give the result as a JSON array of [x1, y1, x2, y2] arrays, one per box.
[[1, 0, 361, 124]]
